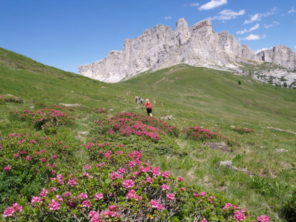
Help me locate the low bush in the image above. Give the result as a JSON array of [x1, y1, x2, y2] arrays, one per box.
[[0, 133, 77, 212], [1, 141, 268, 221], [0, 95, 23, 104], [95, 108, 107, 114], [232, 128, 254, 134], [95, 112, 179, 141], [11, 108, 72, 132], [184, 126, 220, 141], [114, 112, 179, 136]]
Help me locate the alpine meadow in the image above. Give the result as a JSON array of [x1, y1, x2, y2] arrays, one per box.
[[0, 46, 295, 221]]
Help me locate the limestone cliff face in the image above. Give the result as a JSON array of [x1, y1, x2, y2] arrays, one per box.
[[257, 46, 296, 71], [79, 18, 296, 86]]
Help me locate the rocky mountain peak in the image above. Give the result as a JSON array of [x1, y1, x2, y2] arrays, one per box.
[[176, 18, 191, 45], [257, 45, 296, 71], [79, 18, 296, 87], [191, 19, 213, 33]]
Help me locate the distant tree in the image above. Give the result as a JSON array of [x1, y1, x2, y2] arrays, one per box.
[[283, 82, 287, 88], [238, 80, 241, 85]]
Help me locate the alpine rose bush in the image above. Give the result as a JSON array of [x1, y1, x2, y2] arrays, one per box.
[[95, 112, 178, 141], [1, 141, 264, 221], [12, 108, 72, 131], [0, 133, 77, 212], [184, 126, 220, 141]]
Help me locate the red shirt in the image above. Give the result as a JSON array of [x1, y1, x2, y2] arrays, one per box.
[[144, 102, 153, 109]]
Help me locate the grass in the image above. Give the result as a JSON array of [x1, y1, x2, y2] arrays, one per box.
[[0, 47, 296, 221]]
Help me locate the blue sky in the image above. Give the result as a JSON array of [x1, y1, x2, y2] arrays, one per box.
[[0, 0, 295, 73]]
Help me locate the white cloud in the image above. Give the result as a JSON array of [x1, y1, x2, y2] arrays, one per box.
[[288, 8, 296, 14], [211, 9, 245, 21], [163, 16, 172, 20], [199, 0, 227, 11], [236, 23, 260, 35], [264, 21, 279, 29], [240, 34, 266, 41], [244, 8, 277, 24]]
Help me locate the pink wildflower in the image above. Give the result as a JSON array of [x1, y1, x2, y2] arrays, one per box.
[[128, 150, 142, 160], [55, 195, 63, 202], [162, 171, 170, 178], [194, 192, 207, 197], [51, 154, 58, 159], [201, 219, 208, 222], [104, 150, 112, 159], [146, 177, 153, 183], [82, 200, 91, 208], [68, 178, 77, 187], [96, 162, 106, 168], [84, 164, 92, 170], [177, 176, 184, 182], [223, 203, 233, 209], [152, 167, 161, 176], [122, 179, 135, 189], [3, 165, 12, 172], [63, 191, 72, 197], [40, 157, 46, 163], [30, 139, 37, 144], [126, 190, 142, 200], [78, 192, 88, 199], [88, 210, 99, 219], [31, 196, 43, 204], [49, 200, 60, 211], [2, 207, 14, 217], [40, 188, 48, 197], [50, 187, 57, 192], [108, 205, 118, 211], [14, 153, 19, 158], [234, 211, 246, 222], [117, 167, 126, 174], [166, 193, 175, 201], [161, 184, 170, 191], [12, 203, 22, 212], [257, 215, 270, 222], [94, 193, 104, 200], [128, 160, 137, 167], [150, 200, 165, 210], [110, 171, 123, 180], [25, 155, 31, 161]]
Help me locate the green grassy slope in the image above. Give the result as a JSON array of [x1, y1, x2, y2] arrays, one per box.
[[0, 48, 295, 221]]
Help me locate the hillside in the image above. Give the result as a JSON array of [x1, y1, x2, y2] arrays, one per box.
[[0, 48, 296, 221]]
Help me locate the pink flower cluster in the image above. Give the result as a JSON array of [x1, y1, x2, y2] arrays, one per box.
[[126, 190, 142, 200], [3, 203, 23, 217], [185, 126, 219, 141], [122, 179, 135, 189], [96, 112, 179, 141], [150, 199, 165, 210], [257, 215, 270, 222], [49, 199, 60, 211]]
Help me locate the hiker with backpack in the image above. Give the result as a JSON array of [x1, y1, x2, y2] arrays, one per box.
[[144, 99, 153, 117]]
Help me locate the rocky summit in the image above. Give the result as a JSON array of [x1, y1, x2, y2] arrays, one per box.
[[79, 18, 296, 87]]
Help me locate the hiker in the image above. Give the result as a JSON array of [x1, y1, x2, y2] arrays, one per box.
[[135, 96, 140, 104], [144, 99, 153, 117], [140, 98, 144, 104]]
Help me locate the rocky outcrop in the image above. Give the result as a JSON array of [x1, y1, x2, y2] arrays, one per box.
[[257, 46, 296, 71], [79, 18, 296, 87]]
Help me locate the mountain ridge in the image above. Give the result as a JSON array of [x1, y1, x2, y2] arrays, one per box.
[[79, 18, 296, 87]]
